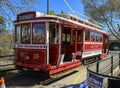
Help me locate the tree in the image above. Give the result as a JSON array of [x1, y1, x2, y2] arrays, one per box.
[[0, 16, 5, 32], [0, 0, 38, 55], [0, 0, 38, 30], [82, 0, 120, 40], [48, 10, 55, 15], [0, 30, 14, 55]]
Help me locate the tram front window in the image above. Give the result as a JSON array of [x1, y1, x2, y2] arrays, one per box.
[[15, 25, 20, 43], [21, 24, 30, 43], [32, 23, 45, 44]]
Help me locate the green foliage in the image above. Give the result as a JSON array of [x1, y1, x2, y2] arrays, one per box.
[[82, 0, 120, 40], [0, 31, 14, 55], [0, 16, 5, 32], [48, 10, 55, 15]]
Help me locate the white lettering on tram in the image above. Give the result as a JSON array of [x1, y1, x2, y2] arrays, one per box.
[[82, 50, 102, 58], [15, 44, 46, 49]]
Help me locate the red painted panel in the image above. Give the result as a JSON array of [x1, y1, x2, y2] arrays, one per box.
[[16, 48, 46, 64], [14, 60, 51, 71], [77, 43, 82, 51], [31, 50, 46, 64], [49, 45, 59, 65], [49, 60, 81, 75], [84, 43, 103, 51]]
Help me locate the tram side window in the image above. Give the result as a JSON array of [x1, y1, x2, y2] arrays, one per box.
[[62, 28, 71, 45], [96, 33, 99, 42], [100, 34, 103, 42], [91, 32, 95, 42], [62, 33, 66, 42], [67, 34, 70, 42], [15, 26, 20, 43], [72, 30, 75, 42], [85, 29, 90, 42], [33, 23, 45, 44], [49, 23, 59, 44], [77, 30, 81, 42], [21, 24, 30, 43]]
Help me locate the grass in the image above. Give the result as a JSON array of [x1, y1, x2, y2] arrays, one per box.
[[0, 70, 17, 77]]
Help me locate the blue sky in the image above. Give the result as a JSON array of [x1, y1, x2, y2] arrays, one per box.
[[4, 0, 85, 30], [34, 0, 84, 14]]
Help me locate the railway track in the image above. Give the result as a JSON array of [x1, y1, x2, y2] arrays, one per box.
[[0, 54, 15, 73], [0, 67, 16, 73], [0, 63, 16, 77]]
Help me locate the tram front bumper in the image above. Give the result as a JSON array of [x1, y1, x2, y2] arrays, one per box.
[[14, 60, 52, 71]]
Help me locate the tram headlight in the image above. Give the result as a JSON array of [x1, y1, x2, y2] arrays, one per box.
[[26, 55, 30, 60]]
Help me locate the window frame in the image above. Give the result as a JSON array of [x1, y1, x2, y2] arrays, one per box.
[[100, 34, 103, 42], [15, 25, 20, 43], [32, 22, 46, 44], [96, 33, 100, 42], [21, 23, 31, 44], [90, 31, 95, 42], [49, 22, 59, 44], [85, 29, 90, 42], [77, 30, 82, 42]]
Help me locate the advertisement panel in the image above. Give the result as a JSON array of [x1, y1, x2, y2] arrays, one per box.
[[87, 72, 103, 88]]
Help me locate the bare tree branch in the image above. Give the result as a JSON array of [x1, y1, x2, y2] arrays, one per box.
[[82, 0, 120, 40]]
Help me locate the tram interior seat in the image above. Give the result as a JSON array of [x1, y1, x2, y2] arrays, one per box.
[[60, 52, 74, 64], [61, 44, 74, 64], [60, 28, 75, 64]]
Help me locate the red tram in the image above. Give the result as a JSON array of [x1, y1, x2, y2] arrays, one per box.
[[14, 11, 109, 76]]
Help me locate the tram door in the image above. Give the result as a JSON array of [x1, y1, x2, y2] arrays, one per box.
[[61, 27, 76, 64], [49, 22, 60, 65], [103, 35, 108, 53]]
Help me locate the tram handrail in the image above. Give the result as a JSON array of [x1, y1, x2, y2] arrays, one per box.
[[99, 57, 119, 73], [87, 55, 111, 67], [87, 66, 120, 79], [87, 53, 120, 79]]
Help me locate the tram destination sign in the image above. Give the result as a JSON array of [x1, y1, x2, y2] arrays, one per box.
[[87, 72, 103, 88], [17, 12, 36, 21]]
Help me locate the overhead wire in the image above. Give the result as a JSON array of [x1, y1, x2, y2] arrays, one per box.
[[64, 0, 77, 16], [63, 0, 103, 27]]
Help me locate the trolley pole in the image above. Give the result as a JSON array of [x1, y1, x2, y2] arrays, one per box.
[[47, 0, 49, 14], [119, 53, 120, 68], [96, 57, 99, 73]]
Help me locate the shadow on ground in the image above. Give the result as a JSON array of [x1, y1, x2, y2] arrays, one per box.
[[4, 71, 78, 88]]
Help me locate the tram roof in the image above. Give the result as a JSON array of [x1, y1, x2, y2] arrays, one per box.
[[56, 13, 102, 29], [15, 11, 109, 36], [43, 13, 108, 35]]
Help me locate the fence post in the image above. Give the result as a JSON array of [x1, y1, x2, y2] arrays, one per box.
[[119, 53, 120, 68], [96, 58, 99, 73], [111, 55, 113, 76]]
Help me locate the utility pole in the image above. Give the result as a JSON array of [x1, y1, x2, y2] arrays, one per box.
[[47, 0, 49, 14]]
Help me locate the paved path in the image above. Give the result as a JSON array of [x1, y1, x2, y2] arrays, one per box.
[[4, 51, 120, 88]]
